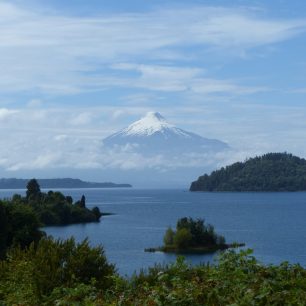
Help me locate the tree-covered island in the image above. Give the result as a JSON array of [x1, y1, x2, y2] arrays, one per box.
[[190, 152, 306, 192], [145, 217, 244, 254]]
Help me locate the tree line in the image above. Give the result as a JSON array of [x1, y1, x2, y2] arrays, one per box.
[[190, 152, 306, 191], [0, 179, 102, 257]]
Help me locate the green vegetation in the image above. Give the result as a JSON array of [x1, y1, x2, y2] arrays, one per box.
[[0, 202, 304, 305], [145, 217, 239, 254], [24, 178, 102, 226], [190, 152, 306, 191], [0, 237, 115, 305], [0, 179, 103, 256], [0, 199, 43, 258], [1, 246, 306, 305]]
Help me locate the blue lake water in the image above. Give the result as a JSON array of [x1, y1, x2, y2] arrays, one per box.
[[2, 188, 306, 276]]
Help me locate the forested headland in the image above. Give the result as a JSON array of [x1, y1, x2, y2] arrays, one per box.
[[190, 152, 306, 191], [0, 179, 102, 257]]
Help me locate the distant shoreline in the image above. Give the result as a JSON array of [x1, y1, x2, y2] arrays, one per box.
[[0, 178, 132, 189]]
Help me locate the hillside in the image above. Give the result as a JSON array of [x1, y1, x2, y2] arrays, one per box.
[[0, 178, 131, 189], [190, 153, 306, 192]]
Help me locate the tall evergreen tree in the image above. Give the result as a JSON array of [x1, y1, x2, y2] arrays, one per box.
[[80, 195, 86, 208], [26, 179, 41, 200]]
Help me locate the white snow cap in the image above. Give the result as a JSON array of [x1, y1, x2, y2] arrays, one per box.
[[122, 112, 174, 136]]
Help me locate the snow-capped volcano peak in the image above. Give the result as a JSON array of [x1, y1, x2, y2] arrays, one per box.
[[146, 111, 165, 121], [122, 111, 174, 136], [103, 111, 229, 154]]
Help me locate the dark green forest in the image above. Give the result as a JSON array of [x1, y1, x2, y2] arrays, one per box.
[[26, 179, 102, 225], [0, 179, 102, 256], [190, 152, 306, 191]]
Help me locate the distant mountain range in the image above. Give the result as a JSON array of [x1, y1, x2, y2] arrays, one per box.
[[190, 152, 306, 192], [0, 178, 132, 189], [103, 112, 229, 155]]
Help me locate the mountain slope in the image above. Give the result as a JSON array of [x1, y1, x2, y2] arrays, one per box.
[[190, 152, 306, 191], [103, 112, 229, 154]]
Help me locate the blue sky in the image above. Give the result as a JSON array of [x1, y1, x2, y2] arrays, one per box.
[[0, 0, 306, 185]]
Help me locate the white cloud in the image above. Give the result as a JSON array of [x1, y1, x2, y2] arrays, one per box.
[[0, 108, 19, 120], [0, 3, 304, 95], [0, 103, 305, 175], [54, 134, 68, 141], [110, 63, 267, 94], [69, 112, 94, 126]]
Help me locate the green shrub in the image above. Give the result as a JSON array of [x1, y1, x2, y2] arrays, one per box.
[[0, 237, 115, 304], [174, 228, 192, 249], [103, 250, 306, 305], [163, 227, 175, 246]]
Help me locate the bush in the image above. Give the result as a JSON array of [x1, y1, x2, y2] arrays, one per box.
[[174, 228, 192, 249], [103, 250, 306, 305], [0, 237, 115, 304], [163, 227, 175, 246], [1, 201, 43, 253]]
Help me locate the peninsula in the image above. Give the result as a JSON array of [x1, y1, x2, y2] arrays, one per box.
[[0, 178, 132, 189], [190, 152, 306, 192]]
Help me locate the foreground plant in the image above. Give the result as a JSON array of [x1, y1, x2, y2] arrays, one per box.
[[1, 241, 306, 305], [0, 237, 115, 305], [105, 250, 306, 305]]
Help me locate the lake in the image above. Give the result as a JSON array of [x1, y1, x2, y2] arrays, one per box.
[[2, 188, 306, 276]]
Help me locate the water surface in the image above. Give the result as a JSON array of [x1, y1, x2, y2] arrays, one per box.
[[2, 188, 306, 276]]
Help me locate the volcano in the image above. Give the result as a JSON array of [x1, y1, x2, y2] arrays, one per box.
[[103, 112, 229, 155]]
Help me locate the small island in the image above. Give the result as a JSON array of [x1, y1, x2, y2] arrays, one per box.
[[145, 217, 244, 254], [190, 152, 306, 192]]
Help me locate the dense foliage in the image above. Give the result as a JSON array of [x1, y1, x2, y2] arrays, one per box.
[[0, 237, 115, 305], [110, 250, 306, 305], [1, 247, 306, 305], [0, 200, 43, 258], [0, 179, 103, 255], [190, 152, 306, 191], [162, 217, 225, 252], [19, 179, 102, 226]]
